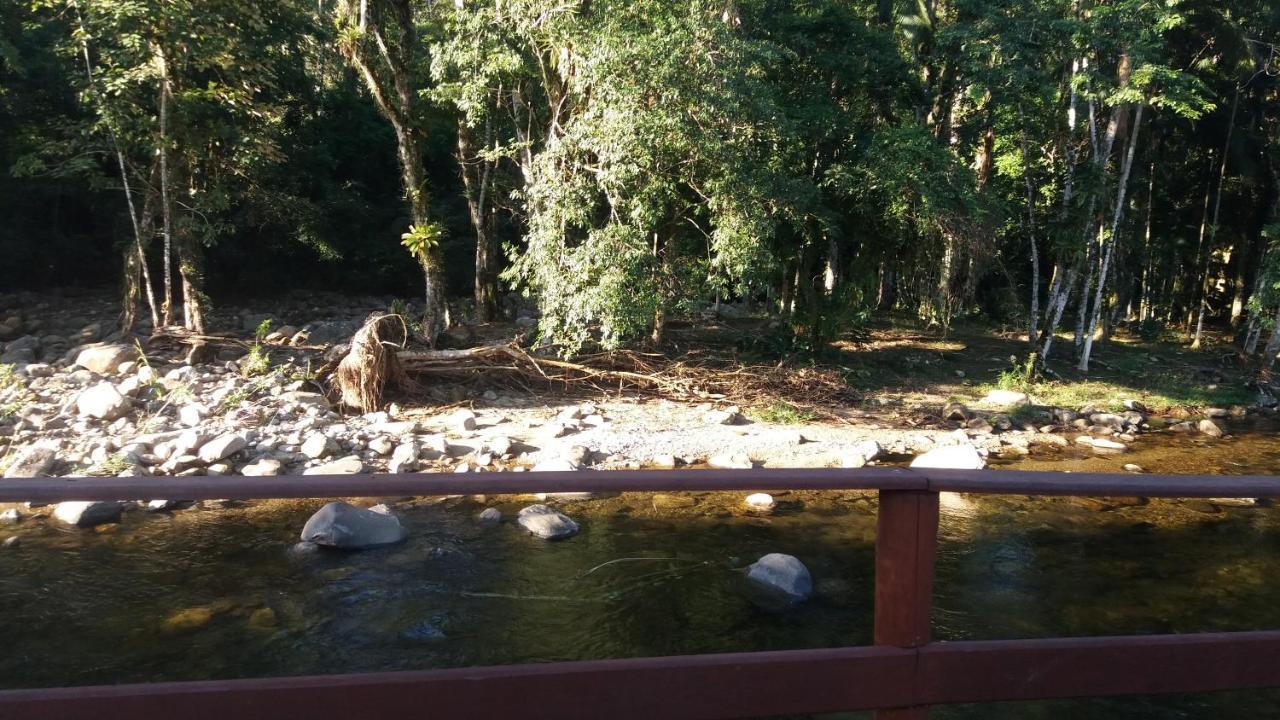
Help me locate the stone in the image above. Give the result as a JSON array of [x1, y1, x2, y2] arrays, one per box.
[[281, 391, 329, 408], [486, 436, 513, 457], [162, 606, 215, 634], [147, 500, 183, 511], [53, 501, 123, 527], [708, 451, 752, 470], [76, 382, 130, 420], [390, 441, 419, 473], [242, 457, 283, 476], [452, 409, 478, 432], [1089, 437, 1126, 451], [178, 403, 208, 427], [979, 390, 1029, 408], [516, 504, 580, 540], [300, 501, 406, 549], [1204, 408, 1230, 419], [367, 435, 394, 456], [564, 445, 591, 467], [532, 458, 579, 472], [301, 433, 337, 459], [853, 440, 882, 463], [248, 608, 278, 629], [746, 553, 812, 605], [745, 493, 775, 511], [943, 402, 970, 421], [3, 444, 56, 478], [75, 344, 137, 375], [304, 456, 365, 475], [649, 454, 678, 469], [197, 433, 246, 464], [0, 508, 20, 523], [477, 507, 502, 525], [910, 444, 986, 470], [1123, 399, 1148, 413], [1199, 419, 1224, 438], [2, 536, 19, 549], [1124, 464, 1144, 473]]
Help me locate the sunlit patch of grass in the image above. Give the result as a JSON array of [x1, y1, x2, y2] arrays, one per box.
[[748, 401, 818, 424]]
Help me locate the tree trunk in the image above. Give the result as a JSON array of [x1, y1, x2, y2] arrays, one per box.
[[1264, 302, 1280, 370], [158, 50, 175, 328], [1079, 104, 1144, 372], [458, 118, 499, 322], [1191, 90, 1238, 349], [1019, 117, 1039, 346]]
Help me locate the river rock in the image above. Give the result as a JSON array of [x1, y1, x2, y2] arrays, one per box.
[[1204, 408, 1230, 419], [0, 509, 20, 523], [53, 501, 123, 527], [477, 507, 502, 524], [76, 382, 130, 420], [304, 456, 365, 475], [2, 536, 20, 549], [708, 451, 752, 470], [485, 435, 514, 457], [650, 453, 678, 469], [3, 444, 56, 478], [532, 458, 579, 472], [705, 408, 743, 425], [1199, 419, 1224, 437], [1088, 437, 1126, 451], [242, 457, 283, 476], [197, 433, 246, 464], [746, 553, 812, 605], [367, 435, 394, 456], [943, 402, 970, 421], [301, 433, 337, 459], [75, 344, 137, 375], [451, 409, 477, 432], [389, 441, 419, 473], [517, 504, 580, 540], [745, 493, 775, 511], [300, 501, 406, 549], [910, 444, 986, 470]]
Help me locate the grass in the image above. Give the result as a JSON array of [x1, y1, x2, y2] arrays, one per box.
[[0, 363, 32, 422], [747, 401, 819, 424]]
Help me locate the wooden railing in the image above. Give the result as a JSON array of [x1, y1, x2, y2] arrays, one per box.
[[2, 467, 1279, 719]]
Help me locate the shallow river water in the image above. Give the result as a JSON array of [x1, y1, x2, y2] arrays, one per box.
[[6, 422, 1280, 718]]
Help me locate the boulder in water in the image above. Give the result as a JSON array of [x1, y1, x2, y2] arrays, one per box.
[[517, 504, 579, 540], [300, 501, 406, 549], [746, 553, 812, 607], [53, 501, 123, 528]]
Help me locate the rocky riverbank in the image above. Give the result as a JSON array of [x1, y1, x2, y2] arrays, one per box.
[[0, 291, 1263, 533]]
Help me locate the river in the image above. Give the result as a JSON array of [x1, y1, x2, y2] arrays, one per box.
[[4, 422, 1280, 718]]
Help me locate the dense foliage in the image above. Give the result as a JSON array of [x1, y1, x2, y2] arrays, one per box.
[[2, 0, 1278, 365]]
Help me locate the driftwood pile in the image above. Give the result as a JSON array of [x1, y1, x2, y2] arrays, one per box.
[[324, 314, 858, 415]]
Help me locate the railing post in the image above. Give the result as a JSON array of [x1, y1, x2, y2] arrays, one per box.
[[873, 488, 941, 719]]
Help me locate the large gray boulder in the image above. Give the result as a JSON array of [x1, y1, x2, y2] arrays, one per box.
[[53, 501, 123, 527], [746, 553, 813, 606], [76, 382, 130, 420], [300, 501, 406, 549], [517, 504, 580, 540], [75, 344, 137, 375]]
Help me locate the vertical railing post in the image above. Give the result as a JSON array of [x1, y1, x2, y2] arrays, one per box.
[[873, 488, 941, 719]]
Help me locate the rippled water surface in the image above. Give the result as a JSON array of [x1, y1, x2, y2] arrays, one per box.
[[6, 421, 1280, 718]]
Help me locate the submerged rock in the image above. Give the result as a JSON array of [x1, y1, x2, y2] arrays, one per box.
[[745, 493, 776, 511], [516, 504, 579, 540], [300, 501, 406, 549], [746, 553, 812, 606], [53, 501, 123, 527], [477, 507, 502, 525]]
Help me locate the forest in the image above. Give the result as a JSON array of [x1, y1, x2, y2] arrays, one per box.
[[2, 0, 1279, 373]]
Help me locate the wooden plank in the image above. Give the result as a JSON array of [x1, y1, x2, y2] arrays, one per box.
[[0, 646, 918, 720], [919, 631, 1280, 705], [920, 468, 1280, 498], [874, 490, 941, 719], [0, 467, 927, 503]]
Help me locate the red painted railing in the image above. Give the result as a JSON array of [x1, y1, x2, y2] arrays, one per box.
[[2, 467, 1279, 719]]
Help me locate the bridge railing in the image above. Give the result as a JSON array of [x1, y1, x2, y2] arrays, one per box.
[[2, 467, 1278, 719]]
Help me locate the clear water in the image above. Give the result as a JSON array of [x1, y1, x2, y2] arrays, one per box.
[[5, 421, 1280, 718]]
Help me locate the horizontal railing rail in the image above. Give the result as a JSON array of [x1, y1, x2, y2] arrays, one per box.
[[1, 466, 1278, 719]]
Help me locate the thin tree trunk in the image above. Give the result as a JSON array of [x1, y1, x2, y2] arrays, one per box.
[[1019, 117, 1039, 346], [74, 5, 158, 331], [459, 117, 499, 322], [1264, 302, 1280, 370], [158, 49, 175, 328], [1190, 90, 1238, 349], [1079, 104, 1144, 372]]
